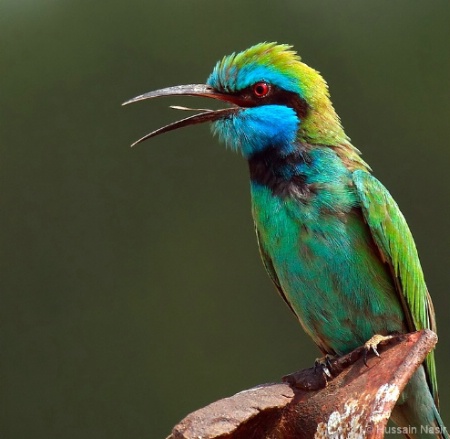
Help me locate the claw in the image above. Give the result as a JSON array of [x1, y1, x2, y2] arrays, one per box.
[[314, 355, 336, 379], [320, 363, 332, 378], [363, 334, 393, 367]]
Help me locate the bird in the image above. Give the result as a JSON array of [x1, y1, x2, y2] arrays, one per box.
[[123, 42, 447, 438]]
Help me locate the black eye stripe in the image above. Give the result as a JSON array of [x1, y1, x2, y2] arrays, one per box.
[[231, 84, 309, 119]]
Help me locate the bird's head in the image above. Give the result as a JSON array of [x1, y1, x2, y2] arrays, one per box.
[[124, 43, 348, 158]]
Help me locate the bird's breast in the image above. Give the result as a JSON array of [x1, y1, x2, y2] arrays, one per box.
[[250, 178, 405, 355]]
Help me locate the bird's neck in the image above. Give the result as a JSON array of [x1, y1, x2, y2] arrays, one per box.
[[248, 141, 369, 199], [296, 90, 370, 172]]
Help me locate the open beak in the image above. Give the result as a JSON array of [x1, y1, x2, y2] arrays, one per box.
[[122, 84, 238, 147]]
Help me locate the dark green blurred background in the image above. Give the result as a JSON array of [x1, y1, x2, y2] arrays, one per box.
[[1, 1, 449, 438]]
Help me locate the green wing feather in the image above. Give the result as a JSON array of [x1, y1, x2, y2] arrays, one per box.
[[353, 170, 438, 406]]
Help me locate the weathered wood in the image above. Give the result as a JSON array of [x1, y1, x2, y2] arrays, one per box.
[[167, 330, 437, 439]]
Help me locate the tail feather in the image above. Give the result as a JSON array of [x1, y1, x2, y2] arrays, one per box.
[[432, 406, 449, 439], [391, 366, 448, 438]]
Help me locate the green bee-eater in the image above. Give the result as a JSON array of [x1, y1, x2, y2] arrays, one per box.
[[124, 43, 447, 438]]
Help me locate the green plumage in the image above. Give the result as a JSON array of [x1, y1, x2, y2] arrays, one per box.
[[354, 170, 438, 400], [125, 42, 447, 438]]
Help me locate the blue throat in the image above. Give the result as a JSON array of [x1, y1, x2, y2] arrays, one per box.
[[211, 105, 300, 158]]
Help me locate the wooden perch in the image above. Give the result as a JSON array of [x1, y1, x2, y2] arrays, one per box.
[[167, 330, 437, 439]]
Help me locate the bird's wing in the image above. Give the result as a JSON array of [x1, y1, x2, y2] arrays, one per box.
[[254, 225, 297, 316], [353, 170, 438, 405]]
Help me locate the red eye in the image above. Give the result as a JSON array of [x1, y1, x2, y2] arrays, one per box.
[[253, 82, 270, 97]]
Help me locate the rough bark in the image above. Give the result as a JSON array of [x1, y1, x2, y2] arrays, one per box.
[[167, 330, 437, 439]]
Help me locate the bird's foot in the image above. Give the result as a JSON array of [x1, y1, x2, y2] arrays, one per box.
[[314, 354, 339, 381], [363, 334, 394, 366], [283, 354, 340, 391]]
